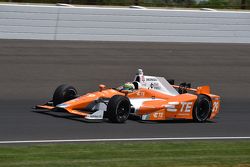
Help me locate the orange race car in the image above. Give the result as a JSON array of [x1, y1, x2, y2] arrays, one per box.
[[35, 69, 220, 123]]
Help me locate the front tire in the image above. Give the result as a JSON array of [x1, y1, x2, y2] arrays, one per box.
[[192, 95, 212, 122], [53, 84, 77, 106], [107, 95, 131, 123]]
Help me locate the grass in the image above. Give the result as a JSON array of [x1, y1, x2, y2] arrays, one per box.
[[0, 141, 250, 167]]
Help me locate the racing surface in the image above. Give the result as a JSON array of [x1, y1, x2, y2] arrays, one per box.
[[0, 39, 250, 141]]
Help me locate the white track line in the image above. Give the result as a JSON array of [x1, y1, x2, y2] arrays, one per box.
[[0, 137, 250, 144]]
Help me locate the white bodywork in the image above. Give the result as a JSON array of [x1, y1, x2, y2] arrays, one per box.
[[134, 69, 179, 96], [85, 110, 104, 120], [130, 98, 162, 112], [85, 101, 106, 120]]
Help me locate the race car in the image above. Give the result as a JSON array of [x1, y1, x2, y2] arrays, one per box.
[[34, 69, 220, 123]]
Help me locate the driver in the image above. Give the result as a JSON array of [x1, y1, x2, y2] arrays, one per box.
[[118, 82, 135, 92]]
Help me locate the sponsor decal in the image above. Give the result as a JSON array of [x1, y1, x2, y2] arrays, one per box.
[[212, 101, 219, 112], [180, 102, 193, 113], [167, 108, 177, 112], [165, 102, 179, 112], [56, 103, 69, 108], [85, 110, 104, 120], [86, 114, 103, 118], [153, 112, 164, 118], [212, 97, 220, 101], [141, 76, 145, 82], [166, 105, 177, 112], [166, 102, 193, 113], [168, 102, 179, 105], [150, 82, 160, 90], [136, 91, 145, 96], [146, 78, 157, 81], [87, 94, 96, 97]]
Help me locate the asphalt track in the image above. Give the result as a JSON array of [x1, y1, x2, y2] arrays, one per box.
[[0, 39, 250, 142]]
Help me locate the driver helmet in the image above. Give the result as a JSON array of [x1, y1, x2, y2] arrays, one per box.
[[122, 82, 135, 91]]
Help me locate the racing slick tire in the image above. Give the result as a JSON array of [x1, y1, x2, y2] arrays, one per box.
[[107, 95, 131, 123], [192, 94, 212, 123], [53, 84, 77, 106]]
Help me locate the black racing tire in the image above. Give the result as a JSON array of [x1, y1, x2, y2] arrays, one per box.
[[52, 84, 77, 106], [107, 95, 131, 123], [192, 94, 212, 122]]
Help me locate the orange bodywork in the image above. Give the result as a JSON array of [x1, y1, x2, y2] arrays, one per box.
[[36, 69, 221, 122], [36, 85, 220, 121], [128, 89, 198, 120], [62, 89, 123, 110]]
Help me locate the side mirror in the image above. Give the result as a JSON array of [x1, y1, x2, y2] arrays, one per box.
[[99, 84, 106, 92]]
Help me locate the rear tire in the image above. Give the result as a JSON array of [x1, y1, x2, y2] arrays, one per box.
[[107, 95, 131, 123], [53, 84, 77, 106], [192, 95, 212, 122]]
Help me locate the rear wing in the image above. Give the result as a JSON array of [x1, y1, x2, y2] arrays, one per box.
[[133, 69, 210, 95]]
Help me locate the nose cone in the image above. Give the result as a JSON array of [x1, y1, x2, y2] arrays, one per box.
[[56, 89, 123, 110], [59, 95, 95, 110]]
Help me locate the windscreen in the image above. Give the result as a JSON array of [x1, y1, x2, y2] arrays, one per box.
[[156, 77, 179, 96], [143, 76, 179, 96]]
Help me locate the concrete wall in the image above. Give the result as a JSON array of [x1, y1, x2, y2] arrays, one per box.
[[1, 4, 250, 43]]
